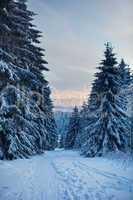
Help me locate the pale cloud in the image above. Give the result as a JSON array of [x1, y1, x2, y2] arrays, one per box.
[[52, 86, 89, 107]]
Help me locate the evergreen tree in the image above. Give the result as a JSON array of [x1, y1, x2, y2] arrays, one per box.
[[118, 59, 132, 150], [74, 102, 89, 149], [16, 1, 58, 150], [119, 59, 131, 87], [41, 87, 58, 150], [131, 85, 133, 152], [0, 0, 57, 159], [76, 80, 101, 150], [81, 43, 130, 157], [65, 106, 80, 149], [127, 74, 133, 150]]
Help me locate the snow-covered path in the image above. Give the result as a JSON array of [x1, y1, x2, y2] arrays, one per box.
[[0, 149, 133, 200]]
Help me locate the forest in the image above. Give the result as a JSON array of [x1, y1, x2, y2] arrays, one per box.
[[0, 1, 133, 200]]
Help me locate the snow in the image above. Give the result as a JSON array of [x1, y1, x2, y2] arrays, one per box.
[[0, 149, 133, 200]]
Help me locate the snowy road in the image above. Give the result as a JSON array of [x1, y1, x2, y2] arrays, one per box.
[[0, 149, 133, 200]]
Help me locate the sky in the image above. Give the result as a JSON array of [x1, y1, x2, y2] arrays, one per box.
[[28, 0, 133, 108]]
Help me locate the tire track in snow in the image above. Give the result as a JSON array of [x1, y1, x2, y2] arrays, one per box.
[[51, 156, 133, 200], [72, 161, 109, 200], [51, 159, 107, 200], [75, 160, 133, 199], [0, 150, 133, 200]]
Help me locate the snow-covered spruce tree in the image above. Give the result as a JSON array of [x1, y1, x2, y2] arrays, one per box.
[[74, 102, 89, 149], [81, 43, 130, 157], [64, 106, 80, 149], [17, 0, 58, 150], [76, 81, 100, 150], [119, 59, 131, 87], [131, 77, 133, 151], [0, 0, 57, 159], [0, 0, 26, 159], [127, 74, 133, 150], [41, 86, 58, 150], [118, 59, 132, 148]]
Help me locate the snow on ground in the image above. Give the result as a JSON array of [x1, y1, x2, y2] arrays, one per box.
[[0, 149, 133, 200]]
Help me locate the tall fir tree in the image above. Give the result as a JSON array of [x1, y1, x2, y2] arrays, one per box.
[[76, 80, 101, 151], [64, 106, 80, 149], [119, 59, 131, 87], [81, 43, 130, 157], [131, 77, 133, 151], [0, 0, 57, 159], [127, 74, 133, 150], [118, 59, 132, 149], [74, 102, 89, 149]]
